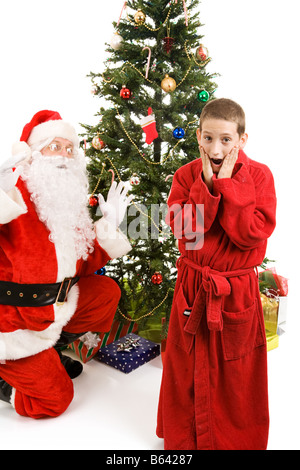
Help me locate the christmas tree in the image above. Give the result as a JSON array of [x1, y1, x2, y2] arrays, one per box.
[[81, 0, 217, 343]]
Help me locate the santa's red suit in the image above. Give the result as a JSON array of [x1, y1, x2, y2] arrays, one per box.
[[0, 111, 131, 419]]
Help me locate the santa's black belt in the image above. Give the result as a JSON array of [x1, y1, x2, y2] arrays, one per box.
[[0, 277, 79, 307]]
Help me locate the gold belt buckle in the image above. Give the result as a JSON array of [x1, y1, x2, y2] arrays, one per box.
[[56, 278, 73, 306]]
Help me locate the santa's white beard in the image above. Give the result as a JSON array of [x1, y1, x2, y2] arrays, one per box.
[[21, 151, 95, 264]]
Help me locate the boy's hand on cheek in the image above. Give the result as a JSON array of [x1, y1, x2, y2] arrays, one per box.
[[218, 147, 239, 180], [200, 146, 213, 191]]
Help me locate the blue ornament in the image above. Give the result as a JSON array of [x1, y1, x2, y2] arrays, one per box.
[[95, 267, 106, 276], [172, 127, 185, 139]]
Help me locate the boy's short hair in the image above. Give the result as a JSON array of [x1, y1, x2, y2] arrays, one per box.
[[200, 98, 246, 136]]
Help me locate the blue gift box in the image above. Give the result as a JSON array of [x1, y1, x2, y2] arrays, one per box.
[[95, 333, 160, 373]]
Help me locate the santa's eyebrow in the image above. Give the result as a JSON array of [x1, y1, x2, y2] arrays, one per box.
[[51, 139, 73, 146]]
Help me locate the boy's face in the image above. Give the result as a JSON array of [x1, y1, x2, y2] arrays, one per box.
[[196, 119, 248, 174]]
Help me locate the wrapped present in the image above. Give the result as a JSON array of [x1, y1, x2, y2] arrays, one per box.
[[266, 330, 279, 352], [69, 332, 102, 363], [259, 268, 288, 297], [95, 333, 160, 373], [259, 268, 288, 338], [260, 293, 279, 335], [260, 293, 288, 337], [100, 318, 138, 348], [277, 296, 288, 335], [68, 319, 138, 363]]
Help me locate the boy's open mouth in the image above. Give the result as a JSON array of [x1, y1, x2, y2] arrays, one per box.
[[210, 158, 223, 167]]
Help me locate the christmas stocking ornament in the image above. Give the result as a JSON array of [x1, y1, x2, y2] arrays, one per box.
[[140, 108, 158, 145]]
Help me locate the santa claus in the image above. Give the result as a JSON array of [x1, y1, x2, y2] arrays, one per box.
[[0, 110, 132, 419]]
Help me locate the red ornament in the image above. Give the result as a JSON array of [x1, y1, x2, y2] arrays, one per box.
[[89, 195, 99, 207], [92, 136, 106, 150], [195, 45, 209, 61], [120, 85, 132, 100], [151, 272, 163, 285], [162, 37, 175, 54]]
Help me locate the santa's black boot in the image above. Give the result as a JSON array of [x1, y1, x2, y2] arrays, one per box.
[[55, 331, 86, 380], [0, 378, 13, 404]]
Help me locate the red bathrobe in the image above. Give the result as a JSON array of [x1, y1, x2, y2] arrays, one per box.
[[0, 177, 131, 418], [157, 150, 277, 450]]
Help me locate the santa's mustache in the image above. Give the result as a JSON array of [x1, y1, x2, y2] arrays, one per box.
[[31, 153, 78, 170]]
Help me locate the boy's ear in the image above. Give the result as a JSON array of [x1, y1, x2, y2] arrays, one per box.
[[239, 133, 248, 149], [196, 128, 201, 144]]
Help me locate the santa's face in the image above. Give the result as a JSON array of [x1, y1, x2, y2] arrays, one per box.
[[21, 141, 95, 262]]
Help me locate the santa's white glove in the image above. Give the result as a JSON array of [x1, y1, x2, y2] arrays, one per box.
[[98, 181, 133, 229], [0, 150, 30, 173], [0, 140, 32, 192], [0, 166, 24, 193], [0, 150, 30, 193]]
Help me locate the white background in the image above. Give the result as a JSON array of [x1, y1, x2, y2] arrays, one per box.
[[0, 0, 299, 450]]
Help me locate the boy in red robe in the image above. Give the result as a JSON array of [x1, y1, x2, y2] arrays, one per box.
[[156, 98, 277, 450]]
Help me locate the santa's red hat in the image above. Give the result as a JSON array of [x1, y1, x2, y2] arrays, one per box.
[[12, 110, 79, 158]]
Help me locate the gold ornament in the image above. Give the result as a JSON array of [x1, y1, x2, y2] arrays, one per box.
[[161, 74, 177, 92], [134, 9, 146, 25]]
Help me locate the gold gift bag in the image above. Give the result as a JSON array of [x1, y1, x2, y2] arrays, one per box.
[[260, 293, 279, 335]]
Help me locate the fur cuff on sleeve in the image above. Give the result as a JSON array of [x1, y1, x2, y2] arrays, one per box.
[[0, 187, 27, 225], [94, 218, 132, 259]]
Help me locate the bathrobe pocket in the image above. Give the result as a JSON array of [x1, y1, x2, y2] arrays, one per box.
[[221, 299, 266, 361]]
